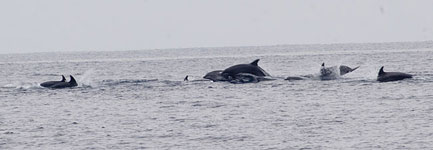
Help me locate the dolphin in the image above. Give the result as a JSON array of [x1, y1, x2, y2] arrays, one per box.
[[203, 70, 228, 82], [40, 75, 66, 87], [320, 63, 360, 80], [320, 63, 340, 80], [49, 75, 78, 89], [377, 66, 413, 82], [339, 65, 359, 76], [228, 73, 275, 84], [221, 59, 271, 79], [285, 76, 308, 81]]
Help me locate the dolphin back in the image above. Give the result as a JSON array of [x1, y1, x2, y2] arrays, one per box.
[[40, 81, 63, 87], [222, 59, 270, 78], [48, 75, 78, 88], [203, 70, 227, 82], [377, 66, 413, 82], [40, 75, 66, 87]]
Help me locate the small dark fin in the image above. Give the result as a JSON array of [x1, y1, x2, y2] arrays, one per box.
[[61, 75, 66, 82], [321, 63, 325, 67], [184, 75, 189, 81], [250, 59, 260, 66], [69, 75, 78, 86], [378, 66, 385, 76]]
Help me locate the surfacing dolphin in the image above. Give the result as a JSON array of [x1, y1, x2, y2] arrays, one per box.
[[45, 75, 78, 89], [203, 70, 273, 83], [320, 63, 341, 80], [203, 59, 273, 83], [40, 75, 66, 88], [229, 73, 274, 84], [285, 75, 314, 81], [339, 65, 359, 76], [286, 63, 359, 81], [221, 59, 271, 79], [321, 63, 359, 76], [377, 66, 413, 82], [203, 70, 228, 82], [320, 63, 359, 80]]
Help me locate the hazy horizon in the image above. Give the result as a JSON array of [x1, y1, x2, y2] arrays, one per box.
[[1, 0, 432, 54]]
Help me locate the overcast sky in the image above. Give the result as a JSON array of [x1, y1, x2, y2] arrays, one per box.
[[0, 0, 432, 53]]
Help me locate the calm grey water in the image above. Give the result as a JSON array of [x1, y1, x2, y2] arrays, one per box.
[[1, 42, 433, 149]]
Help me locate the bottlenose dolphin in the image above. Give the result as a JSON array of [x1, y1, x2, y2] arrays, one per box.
[[221, 59, 271, 79], [377, 66, 413, 82], [228, 73, 275, 84], [285, 75, 314, 81], [203, 70, 228, 82], [320, 63, 340, 80], [320, 63, 359, 80], [321, 63, 359, 76], [49, 75, 78, 89], [339, 65, 359, 76], [40, 75, 66, 87]]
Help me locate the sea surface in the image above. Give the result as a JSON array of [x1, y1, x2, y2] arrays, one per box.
[[1, 42, 433, 149]]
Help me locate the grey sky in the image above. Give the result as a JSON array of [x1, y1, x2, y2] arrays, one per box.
[[1, 0, 432, 54]]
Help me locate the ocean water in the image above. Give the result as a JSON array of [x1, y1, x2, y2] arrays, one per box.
[[1, 42, 433, 149]]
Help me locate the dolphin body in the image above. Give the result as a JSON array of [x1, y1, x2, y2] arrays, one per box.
[[320, 63, 341, 80], [203, 70, 228, 82], [320, 63, 359, 80], [286, 63, 359, 81], [377, 66, 413, 82], [339, 65, 360, 76], [42, 75, 78, 89], [221, 59, 270, 79], [203, 59, 272, 83], [229, 73, 275, 84], [40, 75, 66, 87], [285, 75, 314, 81]]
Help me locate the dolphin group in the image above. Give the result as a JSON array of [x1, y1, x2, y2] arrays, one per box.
[[40, 75, 78, 89], [201, 59, 416, 83], [39, 60, 414, 88]]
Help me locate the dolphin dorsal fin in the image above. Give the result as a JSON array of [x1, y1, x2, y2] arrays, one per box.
[[379, 66, 385, 76], [61, 75, 66, 82], [321, 63, 325, 67], [69, 75, 77, 85], [250, 59, 260, 66]]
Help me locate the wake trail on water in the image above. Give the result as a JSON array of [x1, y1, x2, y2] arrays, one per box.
[[2, 82, 42, 90]]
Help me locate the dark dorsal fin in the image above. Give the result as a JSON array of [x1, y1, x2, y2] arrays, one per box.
[[61, 75, 66, 82], [69, 75, 78, 86], [184, 75, 189, 81], [250, 59, 260, 66], [378, 66, 385, 76], [321, 63, 325, 67]]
